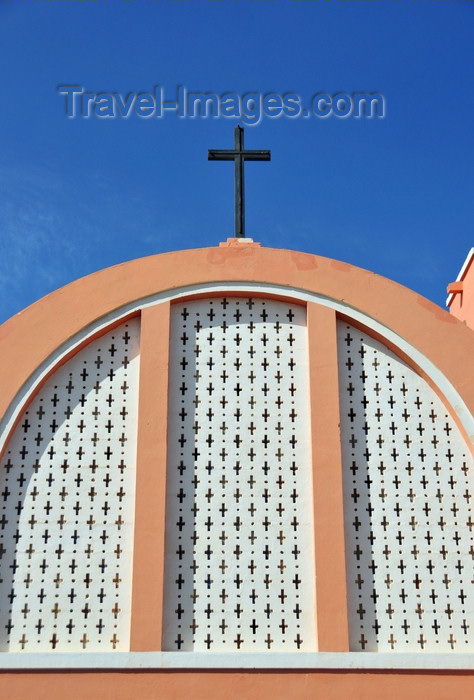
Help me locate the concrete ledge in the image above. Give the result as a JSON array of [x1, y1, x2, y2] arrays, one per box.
[[0, 652, 472, 671]]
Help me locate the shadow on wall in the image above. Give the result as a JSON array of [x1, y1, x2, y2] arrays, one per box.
[[0, 321, 140, 652]]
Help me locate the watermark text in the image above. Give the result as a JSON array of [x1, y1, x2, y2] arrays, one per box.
[[57, 85, 385, 125]]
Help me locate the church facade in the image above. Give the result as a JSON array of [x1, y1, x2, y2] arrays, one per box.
[[0, 239, 472, 698]]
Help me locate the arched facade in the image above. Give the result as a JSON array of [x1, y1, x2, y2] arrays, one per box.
[[0, 240, 473, 698]]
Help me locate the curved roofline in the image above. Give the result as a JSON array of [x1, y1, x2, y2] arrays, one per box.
[[0, 244, 473, 447]]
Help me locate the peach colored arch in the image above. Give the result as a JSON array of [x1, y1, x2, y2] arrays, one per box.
[[0, 242, 474, 698], [1, 242, 473, 433]]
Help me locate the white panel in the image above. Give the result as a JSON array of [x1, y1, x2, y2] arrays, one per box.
[[0, 320, 140, 651], [163, 298, 316, 651], [338, 322, 474, 652]]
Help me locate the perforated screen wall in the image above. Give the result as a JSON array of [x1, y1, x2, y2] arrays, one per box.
[[163, 297, 316, 651], [338, 321, 473, 652], [0, 320, 140, 652]]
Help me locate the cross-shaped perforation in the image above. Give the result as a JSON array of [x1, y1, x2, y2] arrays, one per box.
[[163, 298, 316, 651], [338, 322, 473, 652], [0, 320, 140, 651]]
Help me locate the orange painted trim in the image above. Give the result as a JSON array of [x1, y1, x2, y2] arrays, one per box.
[[0, 246, 472, 440], [130, 303, 171, 651], [447, 249, 474, 328], [308, 303, 349, 651], [447, 282, 464, 295], [1, 669, 474, 700]]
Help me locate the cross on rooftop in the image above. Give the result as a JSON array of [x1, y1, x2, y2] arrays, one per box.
[[208, 126, 271, 238]]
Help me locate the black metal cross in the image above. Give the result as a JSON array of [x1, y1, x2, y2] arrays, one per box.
[[208, 126, 271, 238]]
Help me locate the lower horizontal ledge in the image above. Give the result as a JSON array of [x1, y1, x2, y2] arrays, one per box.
[[0, 652, 472, 671]]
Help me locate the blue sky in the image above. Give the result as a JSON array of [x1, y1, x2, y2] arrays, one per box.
[[0, 0, 473, 325]]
